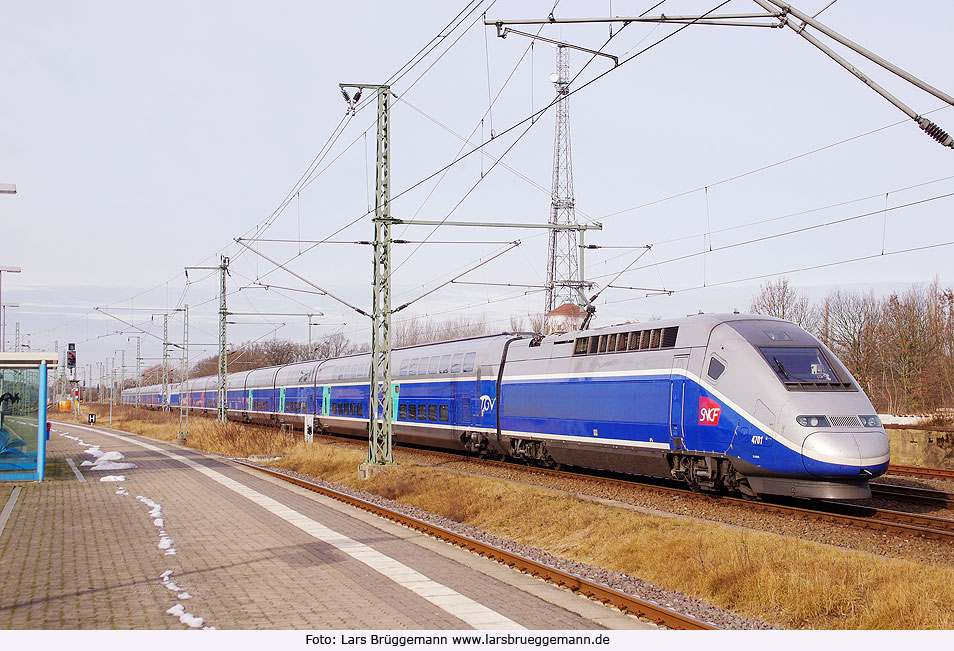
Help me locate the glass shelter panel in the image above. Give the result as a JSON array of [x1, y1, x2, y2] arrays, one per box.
[[0, 367, 44, 481]]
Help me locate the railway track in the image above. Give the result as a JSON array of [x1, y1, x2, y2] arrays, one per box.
[[232, 459, 719, 631], [870, 483, 954, 508], [887, 464, 954, 481], [104, 408, 954, 546], [254, 427, 954, 544]]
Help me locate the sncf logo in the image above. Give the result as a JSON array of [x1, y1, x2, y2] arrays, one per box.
[[699, 397, 722, 426]]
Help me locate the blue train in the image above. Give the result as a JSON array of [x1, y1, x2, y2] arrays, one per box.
[[123, 313, 890, 499]]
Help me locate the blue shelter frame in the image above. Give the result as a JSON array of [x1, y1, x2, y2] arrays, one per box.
[[0, 353, 57, 482]]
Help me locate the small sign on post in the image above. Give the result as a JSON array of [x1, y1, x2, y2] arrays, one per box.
[[88, 414, 96, 424]]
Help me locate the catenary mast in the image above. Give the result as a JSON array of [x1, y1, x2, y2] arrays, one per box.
[[545, 45, 580, 314]]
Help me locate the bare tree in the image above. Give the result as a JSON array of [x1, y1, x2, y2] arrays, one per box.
[[528, 313, 546, 333], [392, 314, 489, 347], [750, 277, 816, 330], [822, 289, 882, 395], [313, 331, 364, 359]]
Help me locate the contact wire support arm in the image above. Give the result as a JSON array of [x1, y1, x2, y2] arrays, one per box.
[[234, 238, 369, 318], [753, 0, 954, 148]]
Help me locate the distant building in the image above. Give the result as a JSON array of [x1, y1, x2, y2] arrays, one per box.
[[545, 302, 586, 334]]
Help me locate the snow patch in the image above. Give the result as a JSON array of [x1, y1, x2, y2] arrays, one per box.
[[88, 461, 137, 471], [100, 475, 126, 482], [115, 488, 129, 496], [165, 595, 203, 628]]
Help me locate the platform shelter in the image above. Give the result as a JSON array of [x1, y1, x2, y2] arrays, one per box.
[[0, 352, 57, 481]]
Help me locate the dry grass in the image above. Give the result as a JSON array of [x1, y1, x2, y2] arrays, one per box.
[[60, 405, 954, 629], [52, 403, 297, 457], [278, 447, 954, 630]]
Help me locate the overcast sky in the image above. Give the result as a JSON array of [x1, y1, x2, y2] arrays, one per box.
[[2, 0, 953, 384]]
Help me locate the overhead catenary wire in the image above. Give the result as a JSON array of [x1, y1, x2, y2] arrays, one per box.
[[61, 0, 954, 361], [588, 189, 954, 283], [587, 171, 954, 269], [600, 239, 954, 308], [49, 2, 497, 345]]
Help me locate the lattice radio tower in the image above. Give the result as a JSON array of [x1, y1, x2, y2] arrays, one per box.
[[545, 45, 580, 313]]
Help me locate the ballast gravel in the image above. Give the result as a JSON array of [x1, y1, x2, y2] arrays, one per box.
[[243, 458, 776, 630]]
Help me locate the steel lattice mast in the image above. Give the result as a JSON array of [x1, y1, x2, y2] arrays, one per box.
[[545, 45, 580, 313]]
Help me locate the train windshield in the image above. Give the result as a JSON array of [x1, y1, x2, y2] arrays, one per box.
[[759, 347, 839, 385]]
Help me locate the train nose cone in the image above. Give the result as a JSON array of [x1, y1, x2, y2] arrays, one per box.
[[801, 430, 890, 478]]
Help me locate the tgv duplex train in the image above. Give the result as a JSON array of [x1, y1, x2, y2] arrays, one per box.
[[123, 313, 890, 499]]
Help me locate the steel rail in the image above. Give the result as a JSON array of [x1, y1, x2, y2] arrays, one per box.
[[232, 459, 718, 630], [870, 483, 954, 508], [883, 424, 954, 433], [887, 464, 954, 481]]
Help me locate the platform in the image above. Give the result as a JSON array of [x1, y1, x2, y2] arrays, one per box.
[[0, 421, 652, 630]]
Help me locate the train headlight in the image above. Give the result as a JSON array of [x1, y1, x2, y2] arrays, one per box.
[[797, 415, 830, 427], [858, 415, 881, 428]]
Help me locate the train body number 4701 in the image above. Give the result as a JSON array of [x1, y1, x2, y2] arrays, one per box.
[[751, 434, 764, 445]]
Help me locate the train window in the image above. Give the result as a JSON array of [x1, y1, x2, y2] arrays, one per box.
[[573, 338, 589, 355], [598, 335, 608, 353], [463, 352, 476, 372], [408, 404, 417, 420], [586, 337, 598, 354], [759, 346, 843, 388], [650, 329, 661, 349], [439, 355, 451, 373], [350, 403, 356, 416], [399, 404, 407, 419], [450, 353, 463, 373], [707, 357, 726, 381], [605, 333, 617, 352], [332, 402, 338, 415], [419, 404, 427, 419], [357, 403, 363, 417], [428, 356, 440, 374], [408, 358, 418, 375], [399, 360, 409, 376], [439, 405, 449, 422], [428, 405, 438, 421]]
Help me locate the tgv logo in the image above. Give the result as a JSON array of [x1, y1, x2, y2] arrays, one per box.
[[479, 394, 496, 416], [699, 396, 722, 426]]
